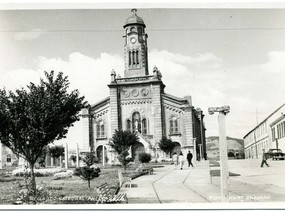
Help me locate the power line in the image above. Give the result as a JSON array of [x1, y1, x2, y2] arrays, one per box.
[[1, 27, 285, 33]]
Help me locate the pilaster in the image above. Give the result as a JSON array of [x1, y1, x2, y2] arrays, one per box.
[[109, 85, 120, 134], [184, 107, 194, 147], [81, 108, 91, 152], [151, 82, 164, 144]]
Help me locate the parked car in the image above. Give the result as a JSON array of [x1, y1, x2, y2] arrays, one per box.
[[266, 149, 285, 160]]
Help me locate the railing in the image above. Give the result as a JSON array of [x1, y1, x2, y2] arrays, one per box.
[[116, 75, 155, 83]]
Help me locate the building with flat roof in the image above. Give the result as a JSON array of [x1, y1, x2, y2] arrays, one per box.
[[244, 103, 285, 159]]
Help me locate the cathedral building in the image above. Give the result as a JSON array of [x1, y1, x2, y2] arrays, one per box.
[[80, 9, 207, 163]]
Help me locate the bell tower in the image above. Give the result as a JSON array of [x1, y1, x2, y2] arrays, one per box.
[[123, 9, 149, 77]]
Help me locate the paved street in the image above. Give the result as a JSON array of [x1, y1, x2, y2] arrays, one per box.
[[119, 159, 285, 204]]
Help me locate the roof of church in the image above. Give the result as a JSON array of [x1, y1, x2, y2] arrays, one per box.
[[90, 96, 110, 110], [124, 9, 145, 27], [163, 93, 189, 104]]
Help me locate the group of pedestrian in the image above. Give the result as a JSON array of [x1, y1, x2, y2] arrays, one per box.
[[173, 148, 270, 170], [172, 151, 194, 170]]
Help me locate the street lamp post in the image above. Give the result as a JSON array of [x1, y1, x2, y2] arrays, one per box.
[[208, 105, 230, 202]]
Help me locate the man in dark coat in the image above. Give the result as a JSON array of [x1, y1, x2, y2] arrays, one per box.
[[261, 149, 270, 167], [187, 151, 194, 167]]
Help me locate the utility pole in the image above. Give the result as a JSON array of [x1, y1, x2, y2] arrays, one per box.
[[208, 105, 230, 202], [65, 143, 68, 169], [76, 143, 79, 167], [102, 144, 105, 166]]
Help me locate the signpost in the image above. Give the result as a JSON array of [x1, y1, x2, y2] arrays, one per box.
[[208, 105, 230, 202]]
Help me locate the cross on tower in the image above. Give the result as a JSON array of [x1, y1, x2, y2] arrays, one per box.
[[131, 9, 137, 15]]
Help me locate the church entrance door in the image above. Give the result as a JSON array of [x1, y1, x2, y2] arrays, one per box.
[[131, 142, 145, 161], [96, 145, 108, 164]]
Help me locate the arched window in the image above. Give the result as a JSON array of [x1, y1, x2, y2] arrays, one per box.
[[170, 116, 179, 134], [129, 52, 132, 66], [138, 27, 142, 35], [97, 120, 105, 138], [130, 27, 136, 32], [136, 51, 139, 65], [142, 118, 147, 135], [132, 112, 141, 133], [174, 119, 179, 133], [132, 51, 136, 65], [127, 119, 132, 132], [138, 27, 142, 42]]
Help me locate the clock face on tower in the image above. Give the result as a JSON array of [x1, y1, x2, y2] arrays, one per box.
[[130, 37, 136, 44]]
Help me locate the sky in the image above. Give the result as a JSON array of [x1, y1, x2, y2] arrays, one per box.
[[1, 5, 285, 148]]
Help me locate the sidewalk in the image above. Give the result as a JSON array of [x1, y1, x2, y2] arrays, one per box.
[[119, 161, 217, 203], [118, 159, 285, 204]]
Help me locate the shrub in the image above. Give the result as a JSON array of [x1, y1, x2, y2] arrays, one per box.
[[82, 152, 98, 167], [159, 136, 175, 156], [74, 166, 101, 189], [70, 154, 81, 164], [117, 150, 133, 170], [53, 170, 73, 180], [12, 168, 64, 177], [138, 152, 152, 164], [109, 130, 139, 170], [73, 152, 101, 189]]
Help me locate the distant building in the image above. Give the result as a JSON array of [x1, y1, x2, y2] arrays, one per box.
[[79, 9, 207, 163], [244, 103, 285, 159], [0, 143, 18, 168]]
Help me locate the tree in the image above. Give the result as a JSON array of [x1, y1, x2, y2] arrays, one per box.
[[0, 71, 87, 203], [138, 152, 152, 166], [49, 145, 65, 166], [109, 130, 139, 170], [70, 154, 81, 165], [74, 152, 100, 189], [117, 150, 133, 170], [81, 152, 98, 167], [36, 146, 48, 167], [159, 136, 175, 157]]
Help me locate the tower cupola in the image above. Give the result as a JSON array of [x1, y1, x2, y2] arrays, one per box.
[[123, 9, 149, 78], [124, 9, 146, 28]]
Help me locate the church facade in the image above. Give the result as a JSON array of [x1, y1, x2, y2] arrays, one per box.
[[80, 9, 207, 163]]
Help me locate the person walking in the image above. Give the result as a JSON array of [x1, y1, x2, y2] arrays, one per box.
[[178, 151, 184, 170], [261, 149, 270, 167], [172, 152, 178, 168], [187, 151, 194, 167]]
